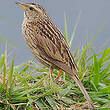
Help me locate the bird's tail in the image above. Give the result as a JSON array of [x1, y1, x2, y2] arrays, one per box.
[[71, 68, 94, 108], [66, 50, 94, 108], [48, 59, 94, 108]]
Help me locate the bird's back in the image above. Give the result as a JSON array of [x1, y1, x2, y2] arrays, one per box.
[[22, 14, 78, 72]]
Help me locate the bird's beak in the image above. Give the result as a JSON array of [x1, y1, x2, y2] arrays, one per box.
[[16, 2, 27, 10]]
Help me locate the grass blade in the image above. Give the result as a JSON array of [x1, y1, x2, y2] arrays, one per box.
[[64, 13, 69, 44], [7, 56, 15, 93], [45, 96, 57, 110], [92, 49, 100, 89], [69, 11, 81, 47], [3, 45, 7, 90], [88, 23, 105, 47]]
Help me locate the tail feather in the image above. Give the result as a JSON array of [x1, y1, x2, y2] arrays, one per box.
[[71, 68, 94, 108], [49, 59, 94, 109]]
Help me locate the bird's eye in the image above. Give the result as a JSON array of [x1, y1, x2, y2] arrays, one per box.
[[29, 7, 34, 10]]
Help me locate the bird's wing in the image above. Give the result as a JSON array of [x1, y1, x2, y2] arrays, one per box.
[[30, 19, 78, 71]]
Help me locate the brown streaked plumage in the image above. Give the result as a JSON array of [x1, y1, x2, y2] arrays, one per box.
[[16, 2, 94, 108]]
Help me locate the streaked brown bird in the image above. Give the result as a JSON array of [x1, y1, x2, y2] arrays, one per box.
[[16, 2, 94, 108]]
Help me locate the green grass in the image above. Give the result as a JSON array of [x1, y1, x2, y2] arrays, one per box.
[[0, 18, 110, 110]]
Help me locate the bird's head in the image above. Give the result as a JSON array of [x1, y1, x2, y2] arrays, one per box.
[[16, 2, 48, 20]]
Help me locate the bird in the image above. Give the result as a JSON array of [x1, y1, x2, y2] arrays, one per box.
[[16, 2, 94, 108]]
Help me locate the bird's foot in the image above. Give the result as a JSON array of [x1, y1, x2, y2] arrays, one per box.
[[55, 78, 65, 85]]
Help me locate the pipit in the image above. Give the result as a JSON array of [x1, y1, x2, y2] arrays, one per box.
[[16, 2, 94, 108]]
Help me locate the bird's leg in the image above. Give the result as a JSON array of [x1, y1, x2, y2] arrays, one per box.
[[49, 68, 53, 77], [55, 69, 63, 80], [63, 72, 66, 82], [48, 67, 53, 79]]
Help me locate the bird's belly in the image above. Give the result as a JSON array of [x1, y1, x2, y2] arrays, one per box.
[[22, 26, 52, 68]]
